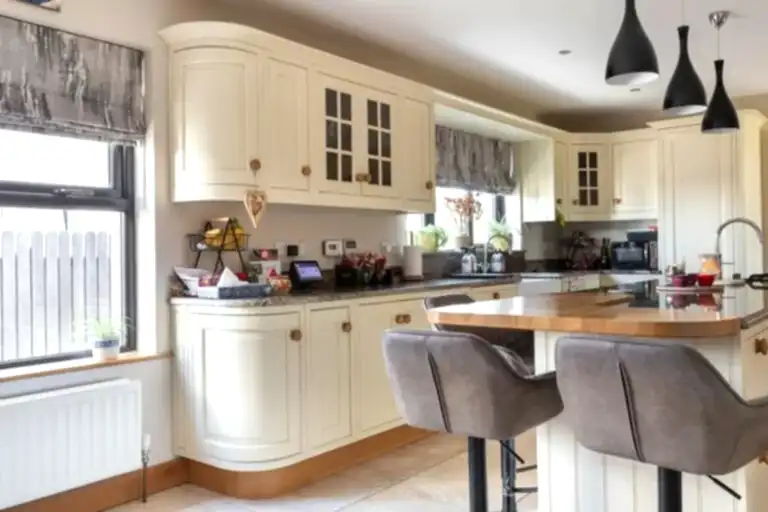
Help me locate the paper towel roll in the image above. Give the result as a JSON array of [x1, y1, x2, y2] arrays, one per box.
[[403, 245, 423, 281]]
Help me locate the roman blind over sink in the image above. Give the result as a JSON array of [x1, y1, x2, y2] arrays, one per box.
[[0, 14, 145, 141], [435, 125, 515, 194]]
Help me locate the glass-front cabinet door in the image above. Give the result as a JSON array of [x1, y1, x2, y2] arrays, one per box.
[[315, 74, 360, 195], [361, 89, 399, 198], [568, 143, 609, 217]]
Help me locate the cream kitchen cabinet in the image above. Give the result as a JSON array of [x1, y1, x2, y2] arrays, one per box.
[[168, 47, 262, 202], [650, 110, 767, 278], [518, 138, 569, 223], [305, 305, 353, 450], [610, 130, 659, 220], [161, 22, 434, 212], [568, 140, 611, 220], [470, 283, 519, 301], [173, 308, 303, 468]]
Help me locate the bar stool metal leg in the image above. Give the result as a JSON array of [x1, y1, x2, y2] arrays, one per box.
[[468, 437, 488, 512], [658, 468, 682, 512], [501, 439, 517, 512]]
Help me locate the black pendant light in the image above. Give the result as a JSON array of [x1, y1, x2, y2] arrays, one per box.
[[663, 25, 707, 115], [702, 11, 739, 133], [605, 0, 659, 86]]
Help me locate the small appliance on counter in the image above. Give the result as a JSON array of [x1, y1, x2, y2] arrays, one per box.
[[289, 260, 325, 291], [611, 230, 658, 271], [402, 245, 423, 281]]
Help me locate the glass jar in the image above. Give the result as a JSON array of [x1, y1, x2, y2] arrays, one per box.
[[699, 253, 721, 276]]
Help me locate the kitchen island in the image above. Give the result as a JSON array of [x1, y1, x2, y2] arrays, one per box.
[[427, 281, 768, 512]]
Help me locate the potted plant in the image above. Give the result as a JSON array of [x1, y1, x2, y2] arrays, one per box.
[[419, 224, 448, 252], [86, 319, 130, 361], [488, 218, 513, 251]]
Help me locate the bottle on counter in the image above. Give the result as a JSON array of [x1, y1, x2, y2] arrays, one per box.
[[461, 248, 478, 274], [490, 250, 506, 273]]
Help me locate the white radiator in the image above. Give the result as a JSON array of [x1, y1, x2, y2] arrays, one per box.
[[0, 378, 142, 509]]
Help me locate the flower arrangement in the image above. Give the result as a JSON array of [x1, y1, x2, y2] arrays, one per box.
[[445, 193, 484, 236]]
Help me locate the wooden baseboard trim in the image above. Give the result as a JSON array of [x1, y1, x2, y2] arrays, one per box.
[[6, 458, 189, 512], [188, 425, 432, 499]]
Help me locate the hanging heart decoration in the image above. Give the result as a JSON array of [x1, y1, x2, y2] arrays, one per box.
[[243, 189, 268, 229]]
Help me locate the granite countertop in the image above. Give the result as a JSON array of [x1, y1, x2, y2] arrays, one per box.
[[170, 276, 523, 308], [428, 279, 768, 339]]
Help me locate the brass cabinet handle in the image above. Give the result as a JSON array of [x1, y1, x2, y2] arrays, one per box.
[[394, 314, 403, 324], [556, 198, 562, 205], [492, 292, 501, 299], [425, 180, 434, 190], [289, 329, 302, 342], [250, 159, 261, 172], [756, 338, 768, 355], [341, 321, 352, 333], [355, 173, 368, 183], [613, 198, 622, 205], [395, 314, 411, 325], [301, 165, 312, 177], [403, 314, 412, 324], [572, 199, 579, 205]]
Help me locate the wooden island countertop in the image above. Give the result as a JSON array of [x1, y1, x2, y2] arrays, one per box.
[[427, 288, 768, 338]]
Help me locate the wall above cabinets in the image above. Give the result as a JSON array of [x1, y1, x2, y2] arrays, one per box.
[[160, 22, 435, 214]]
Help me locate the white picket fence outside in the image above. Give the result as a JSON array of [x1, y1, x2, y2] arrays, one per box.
[[0, 231, 120, 363]]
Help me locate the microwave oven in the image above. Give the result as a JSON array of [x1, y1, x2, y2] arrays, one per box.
[[611, 240, 658, 271]]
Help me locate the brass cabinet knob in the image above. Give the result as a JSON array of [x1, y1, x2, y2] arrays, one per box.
[[363, 173, 371, 183], [250, 159, 261, 172], [425, 180, 434, 190], [301, 165, 312, 176], [756, 338, 768, 355], [492, 292, 501, 299], [395, 314, 410, 325], [556, 198, 562, 205], [613, 198, 622, 205], [403, 314, 412, 324], [759, 453, 768, 465], [341, 321, 352, 333], [394, 314, 403, 324], [572, 199, 579, 205], [289, 329, 302, 342], [355, 173, 369, 183]]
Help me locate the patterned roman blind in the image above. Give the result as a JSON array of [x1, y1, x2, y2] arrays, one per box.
[[435, 125, 515, 194], [0, 14, 145, 141]]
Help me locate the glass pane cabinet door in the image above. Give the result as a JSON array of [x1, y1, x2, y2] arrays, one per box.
[[316, 75, 360, 195], [570, 145, 605, 212], [361, 91, 398, 197]]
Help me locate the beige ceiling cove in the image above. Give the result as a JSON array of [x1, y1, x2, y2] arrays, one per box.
[[243, 0, 768, 114]]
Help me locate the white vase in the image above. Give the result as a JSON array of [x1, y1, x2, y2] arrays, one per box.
[[455, 234, 472, 249], [93, 337, 121, 361]]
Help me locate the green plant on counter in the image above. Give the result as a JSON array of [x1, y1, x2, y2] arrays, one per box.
[[489, 217, 513, 251], [555, 207, 567, 227], [419, 224, 448, 252]]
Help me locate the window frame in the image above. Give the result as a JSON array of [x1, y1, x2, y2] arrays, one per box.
[[424, 189, 507, 245], [0, 141, 137, 369]]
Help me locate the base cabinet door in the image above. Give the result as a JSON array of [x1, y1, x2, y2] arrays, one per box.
[[306, 306, 352, 449], [195, 312, 302, 463], [353, 302, 404, 435]]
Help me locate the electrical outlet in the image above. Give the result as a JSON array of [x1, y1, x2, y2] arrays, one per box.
[[286, 244, 300, 257], [274, 242, 286, 257]]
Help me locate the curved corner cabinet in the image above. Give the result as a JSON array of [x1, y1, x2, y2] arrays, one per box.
[[160, 22, 436, 213]]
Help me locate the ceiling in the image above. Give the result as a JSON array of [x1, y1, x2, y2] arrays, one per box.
[[244, 0, 768, 115]]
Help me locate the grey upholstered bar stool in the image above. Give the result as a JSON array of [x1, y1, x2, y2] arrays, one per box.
[[555, 335, 768, 512], [424, 293, 535, 511], [424, 294, 534, 365], [382, 329, 563, 512]]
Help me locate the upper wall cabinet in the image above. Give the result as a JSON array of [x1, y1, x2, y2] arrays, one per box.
[[609, 130, 658, 220], [161, 22, 435, 213], [567, 138, 611, 221], [518, 138, 568, 223]]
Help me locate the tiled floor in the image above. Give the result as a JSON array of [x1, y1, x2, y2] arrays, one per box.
[[112, 431, 538, 511]]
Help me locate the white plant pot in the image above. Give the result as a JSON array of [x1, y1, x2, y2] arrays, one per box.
[[93, 337, 120, 361]]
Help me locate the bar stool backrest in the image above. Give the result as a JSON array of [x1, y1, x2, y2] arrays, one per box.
[[555, 336, 745, 475]]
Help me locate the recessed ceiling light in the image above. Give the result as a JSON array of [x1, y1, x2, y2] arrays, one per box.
[[630, 88, 641, 92], [558, 49, 572, 56]]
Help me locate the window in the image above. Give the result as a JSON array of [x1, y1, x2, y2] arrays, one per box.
[[410, 188, 508, 251], [0, 129, 136, 368]]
